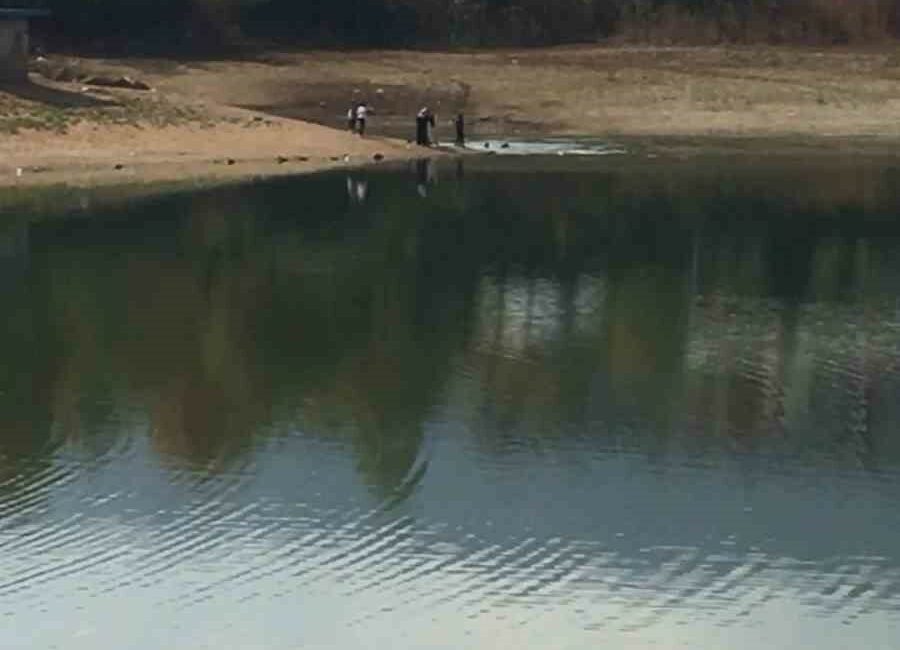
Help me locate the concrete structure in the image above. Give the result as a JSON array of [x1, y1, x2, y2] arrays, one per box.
[[0, 8, 49, 82]]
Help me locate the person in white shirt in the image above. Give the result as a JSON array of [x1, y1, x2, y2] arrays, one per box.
[[355, 103, 372, 136]]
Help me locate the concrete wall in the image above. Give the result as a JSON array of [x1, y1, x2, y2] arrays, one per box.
[[0, 19, 28, 82]]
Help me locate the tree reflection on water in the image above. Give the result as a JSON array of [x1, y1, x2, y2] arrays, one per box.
[[2, 156, 900, 504]]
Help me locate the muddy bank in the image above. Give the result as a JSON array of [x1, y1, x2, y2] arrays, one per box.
[[134, 46, 900, 141]]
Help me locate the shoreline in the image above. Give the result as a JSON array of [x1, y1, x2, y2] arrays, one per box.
[[0, 107, 442, 191], [0, 149, 430, 190], [5, 130, 900, 198], [6, 44, 900, 192]]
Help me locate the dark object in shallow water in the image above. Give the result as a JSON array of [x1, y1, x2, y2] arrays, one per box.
[[373, 153, 384, 161], [113, 163, 124, 170], [277, 156, 289, 164], [226, 158, 236, 165], [500, 142, 510, 149], [484, 142, 490, 149]]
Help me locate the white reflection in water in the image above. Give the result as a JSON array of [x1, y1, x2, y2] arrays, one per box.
[[475, 274, 607, 357]]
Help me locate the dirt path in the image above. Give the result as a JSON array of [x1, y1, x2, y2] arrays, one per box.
[[5, 45, 900, 189]]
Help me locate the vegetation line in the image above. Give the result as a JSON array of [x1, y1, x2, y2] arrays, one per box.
[[24, 1, 900, 53]]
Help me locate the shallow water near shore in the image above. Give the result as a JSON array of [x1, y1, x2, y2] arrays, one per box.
[[2, 153, 900, 649], [464, 137, 628, 155]]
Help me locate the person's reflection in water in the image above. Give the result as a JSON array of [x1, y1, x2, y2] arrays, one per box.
[[346, 175, 368, 204], [415, 158, 435, 197], [201, 246, 224, 302]]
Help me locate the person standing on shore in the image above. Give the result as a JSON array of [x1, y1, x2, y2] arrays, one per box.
[[416, 107, 435, 146], [416, 107, 428, 145], [426, 108, 435, 144], [355, 102, 371, 136], [454, 112, 465, 146]]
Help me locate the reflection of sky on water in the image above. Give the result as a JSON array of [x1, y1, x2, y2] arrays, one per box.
[[4, 427, 900, 650], [2, 158, 900, 649], [466, 138, 628, 156]]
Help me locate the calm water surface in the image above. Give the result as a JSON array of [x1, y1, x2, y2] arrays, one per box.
[[2, 155, 900, 649]]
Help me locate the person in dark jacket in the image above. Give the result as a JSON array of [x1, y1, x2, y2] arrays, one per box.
[[416, 107, 435, 146], [454, 113, 465, 146]]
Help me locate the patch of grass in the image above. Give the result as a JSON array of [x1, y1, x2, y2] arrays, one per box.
[[0, 108, 69, 134], [0, 93, 214, 134], [80, 97, 212, 128]]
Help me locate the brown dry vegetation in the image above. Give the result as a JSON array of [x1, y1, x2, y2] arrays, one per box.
[[615, 0, 900, 45], [129, 45, 900, 139]]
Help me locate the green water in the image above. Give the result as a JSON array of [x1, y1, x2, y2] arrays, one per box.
[[1, 154, 899, 649]]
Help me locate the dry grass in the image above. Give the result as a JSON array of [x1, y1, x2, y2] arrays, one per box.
[[0, 93, 211, 135], [618, 0, 898, 45], [120, 45, 900, 139]]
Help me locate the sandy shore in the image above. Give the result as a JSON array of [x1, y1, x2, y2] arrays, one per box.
[[0, 98, 431, 189], [5, 44, 900, 190]]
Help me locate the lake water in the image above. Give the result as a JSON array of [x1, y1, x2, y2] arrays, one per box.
[[2, 153, 900, 649]]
